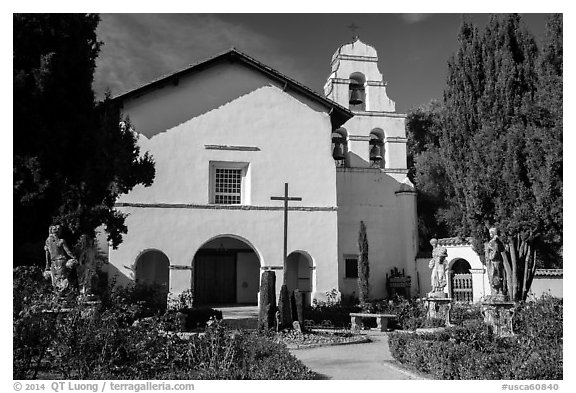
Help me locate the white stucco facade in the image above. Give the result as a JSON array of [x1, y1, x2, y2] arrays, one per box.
[[107, 40, 418, 305]]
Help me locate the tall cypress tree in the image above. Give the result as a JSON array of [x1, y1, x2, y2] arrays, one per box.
[[357, 221, 370, 305], [439, 14, 562, 301]]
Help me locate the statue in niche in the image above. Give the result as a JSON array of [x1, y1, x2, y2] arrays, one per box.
[[428, 238, 448, 295], [44, 225, 78, 297], [485, 227, 506, 300]]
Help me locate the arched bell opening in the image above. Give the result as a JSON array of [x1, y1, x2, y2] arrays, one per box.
[[192, 235, 260, 306], [369, 129, 384, 168], [331, 128, 348, 167], [349, 72, 366, 111], [449, 258, 473, 302]]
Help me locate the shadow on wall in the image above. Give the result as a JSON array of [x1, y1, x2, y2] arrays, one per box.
[[103, 261, 133, 288], [337, 155, 403, 206], [347, 151, 369, 169]]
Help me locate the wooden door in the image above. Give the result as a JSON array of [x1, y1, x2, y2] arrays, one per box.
[[194, 252, 236, 305]]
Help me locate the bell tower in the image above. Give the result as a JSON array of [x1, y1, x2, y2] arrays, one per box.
[[324, 36, 396, 113], [324, 37, 407, 171], [327, 36, 418, 301]]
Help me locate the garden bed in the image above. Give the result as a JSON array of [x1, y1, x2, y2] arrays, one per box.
[[388, 296, 563, 380], [277, 329, 370, 349], [13, 268, 318, 380]]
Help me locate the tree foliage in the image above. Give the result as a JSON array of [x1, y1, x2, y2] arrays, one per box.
[[406, 101, 454, 252], [13, 14, 155, 265], [406, 14, 562, 299]]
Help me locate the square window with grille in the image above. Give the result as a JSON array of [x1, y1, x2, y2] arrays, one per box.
[[345, 258, 358, 278], [214, 168, 242, 204]]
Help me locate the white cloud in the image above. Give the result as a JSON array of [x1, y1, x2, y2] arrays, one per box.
[[93, 14, 302, 99], [399, 14, 432, 24]]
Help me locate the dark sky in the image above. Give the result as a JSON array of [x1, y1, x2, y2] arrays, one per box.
[[94, 13, 552, 113]]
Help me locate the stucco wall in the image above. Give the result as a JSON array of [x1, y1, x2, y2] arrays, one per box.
[[120, 85, 337, 207], [336, 169, 416, 299], [110, 79, 340, 301], [122, 62, 325, 139], [529, 275, 563, 299], [109, 207, 339, 299]]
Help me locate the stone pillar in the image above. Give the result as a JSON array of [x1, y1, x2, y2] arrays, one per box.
[[470, 267, 486, 302], [291, 289, 304, 326], [278, 284, 293, 330], [423, 296, 452, 327], [446, 269, 453, 298], [481, 301, 515, 337], [258, 270, 277, 331]]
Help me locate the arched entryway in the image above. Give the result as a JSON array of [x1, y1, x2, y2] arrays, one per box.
[[192, 236, 260, 306], [449, 258, 473, 302], [286, 251, 313, 306], [135, 249, 170, 288], [134, 250, 170, 305]]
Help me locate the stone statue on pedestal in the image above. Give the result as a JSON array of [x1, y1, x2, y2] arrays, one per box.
[[484, 227, 506, 300], [44, 225, 78, 297], [428, 238, 448, 296]]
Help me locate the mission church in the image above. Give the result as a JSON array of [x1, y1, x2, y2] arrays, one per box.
[[107, 36, 419, 306]]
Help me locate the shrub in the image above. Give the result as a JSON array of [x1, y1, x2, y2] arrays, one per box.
[[394, 298, 427, 330], [14, 268, 315, 380], [450, 302, 483, 326], [304, 290, 360, 327], [14, 303, 314, 379], [162, 308, 223, 332], [13, 265, 53, 317], [388, 297, 563, 380], [107, 282, 168, 318]]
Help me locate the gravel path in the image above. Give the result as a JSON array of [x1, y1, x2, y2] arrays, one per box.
[[289, 331, 428, 380]]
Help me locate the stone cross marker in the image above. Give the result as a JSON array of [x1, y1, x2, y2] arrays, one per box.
[[271, 183, 302, 285]]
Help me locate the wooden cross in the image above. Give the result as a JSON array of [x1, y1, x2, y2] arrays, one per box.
[[271, 183, 302, 284]]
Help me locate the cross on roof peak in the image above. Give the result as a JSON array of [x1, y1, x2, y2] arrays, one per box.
[[348, 23, 360, 41]]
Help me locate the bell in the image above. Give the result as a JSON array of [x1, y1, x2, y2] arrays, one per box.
[[349, 87, 364, 105], [370, 144, 382, 162], [332, 142, 345, 160]]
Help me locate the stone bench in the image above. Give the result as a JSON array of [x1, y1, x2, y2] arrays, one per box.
[[349, 312, 397, 332]]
